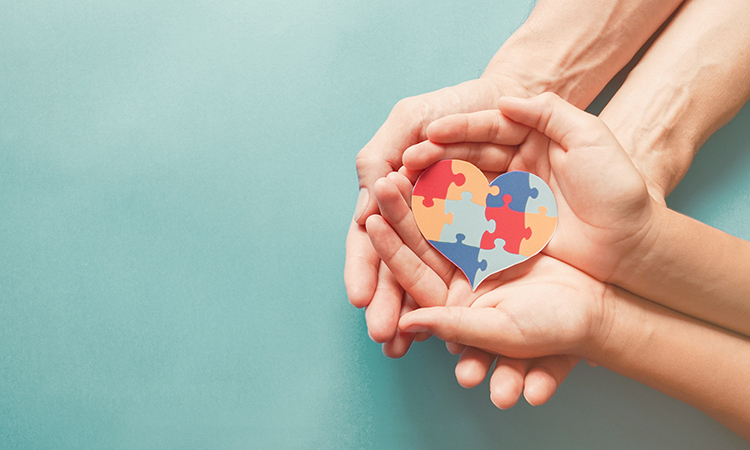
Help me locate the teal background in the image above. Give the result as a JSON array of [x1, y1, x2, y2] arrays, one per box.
[[2, 1, 749, 448]]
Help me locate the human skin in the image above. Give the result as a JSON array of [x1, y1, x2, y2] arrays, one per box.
[[419, 93, 750, 339], [404, 93, 750, 396], [344, 0, 686, 352], [369, 95, 750, 438], [599, 0, 750, 199], [397, 260, 750, 441], [387, 0, 750, 402]]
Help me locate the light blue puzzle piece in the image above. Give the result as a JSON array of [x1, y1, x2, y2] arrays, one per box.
[[440, 191, 492, 248], [473, 238, 526, 289], [525, 174, 558, 217]]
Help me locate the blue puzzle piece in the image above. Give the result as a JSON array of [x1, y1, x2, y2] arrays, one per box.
[[525, 173, 558, 216], [486, 171, 539, 212], [429, 234, 488, 287], [474, 239, 526, 289], [441, 191, 493, 248]]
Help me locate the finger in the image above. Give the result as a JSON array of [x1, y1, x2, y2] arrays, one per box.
[[400, 306, 560, 357], [523, 355, 580, 406], [398, 165, 423, 186], [455, 346, 496, 388], [344, 220, 380, 308], [497, 93, 611, 151], [365, 215, 447, 307], [446, 342, 465, 355], [414, 332, 431, 342], [385, 171, 414, 207], [403, 141, 516, 173], [489, 357, 533, 409], [354, 136, 408, 225], [382, 292, 420, 358], [364, 261, 403, 343], [355, 79, 509, 225], [400, 293, 432, 342], [373, 176, 454, 283], [425, 110, 531, 145], [442, 270, 485, 356]]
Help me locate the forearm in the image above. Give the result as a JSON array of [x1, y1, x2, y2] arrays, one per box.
[[599, 0, 750, 199], [485, 0, 685, 108], [590, 285, 750, 439], [614, 205, 750, 338]]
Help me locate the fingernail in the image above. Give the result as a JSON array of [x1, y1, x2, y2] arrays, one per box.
[[523, 389, 537, 406], [354, 188, 369, 222]]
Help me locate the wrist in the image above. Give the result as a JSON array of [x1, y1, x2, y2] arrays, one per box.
[[483, 29, 590, 107], [599, 102, 700, 200], [608, 197, 670, 287], [582, 284, 652, 366], [482, 35, 561, 100]]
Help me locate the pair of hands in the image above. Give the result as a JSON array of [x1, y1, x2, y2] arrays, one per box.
[[348, 91, 661, 407]]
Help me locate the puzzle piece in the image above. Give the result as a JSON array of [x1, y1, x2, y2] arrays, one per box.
[[429, 234, 487, 287], [486, 171, 538, 212], [413, 160, 558, 291], [446, 160, 500, 207], [525, 174, 558, 216], [412, 196, 453, 241], [481, 194, 532, 254], [475, 240, 526, 288], [441, 192, 492, 248], [413, 159, 466, 207], [519, 206, 558, 257]]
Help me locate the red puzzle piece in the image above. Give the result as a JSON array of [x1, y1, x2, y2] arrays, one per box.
[[413, 160, 466, 207], [480, 194, 531, 254]]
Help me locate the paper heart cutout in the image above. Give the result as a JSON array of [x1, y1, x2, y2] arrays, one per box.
[[412, 159, 557, 290]]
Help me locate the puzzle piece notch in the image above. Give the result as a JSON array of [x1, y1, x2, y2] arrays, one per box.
[[525, 173, 558, 216], [486, 171, 539, 212], [429, 233, 488, 287], [412, 196, 454, 242], [413, 159, 466, 207], [446, 160, 500, 207], [481, 194, 532, 254], [440, 191, 493, 248], [474, 240, 526, 290], [519, 206, 558, 257]]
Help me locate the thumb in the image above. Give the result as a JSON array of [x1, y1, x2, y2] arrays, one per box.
[[497, 93, 615, 151], [400, 307, 522, 354]]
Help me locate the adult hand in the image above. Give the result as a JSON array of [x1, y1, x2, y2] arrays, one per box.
[[347, 0, 687, 352], [346, 76, 533, 352]]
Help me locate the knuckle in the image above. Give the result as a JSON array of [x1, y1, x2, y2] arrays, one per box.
[[391, 96, 428, 128], [355, 152, 377, 175], [538, 91, 560, 103], [392, 97, 418, 117]]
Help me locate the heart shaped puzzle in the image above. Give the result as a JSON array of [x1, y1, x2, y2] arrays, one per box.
[[412, 159, 557, 290]]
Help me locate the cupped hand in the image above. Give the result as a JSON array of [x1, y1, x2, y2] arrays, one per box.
[[345, 76, 534, 351], [366, 171, 587, 408], [398, 253, 613, 403], [403, 93, 659, 282]]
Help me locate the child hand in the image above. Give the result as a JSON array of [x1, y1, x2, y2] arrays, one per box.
[[403, 93, 659, 283], [366, 172, 585, 407], [398, 254, 610, 366]]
